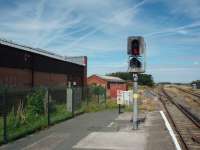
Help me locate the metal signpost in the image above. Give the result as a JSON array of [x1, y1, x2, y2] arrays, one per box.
[[127, 36, 146, 130], [133, 74, 138, 129]]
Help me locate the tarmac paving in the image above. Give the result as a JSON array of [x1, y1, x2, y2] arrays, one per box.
[[0, 110, 176, 150]]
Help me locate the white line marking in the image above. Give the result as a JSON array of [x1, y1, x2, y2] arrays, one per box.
[[160, 111, 182, 150], [107, 122, 114, 127]]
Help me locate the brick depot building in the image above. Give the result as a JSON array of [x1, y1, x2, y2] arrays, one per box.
[[87, 75, 127, 99], [0, 39, 87, 88]]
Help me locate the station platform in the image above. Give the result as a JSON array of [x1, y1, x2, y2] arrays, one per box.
[[74, 111, 176, 150]]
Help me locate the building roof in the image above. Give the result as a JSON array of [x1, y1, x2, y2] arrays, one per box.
[[95, 75, 125, 83], [0, 38, 85, 66]]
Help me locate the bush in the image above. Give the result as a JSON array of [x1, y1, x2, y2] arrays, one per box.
[[26, 88, 46, 116]]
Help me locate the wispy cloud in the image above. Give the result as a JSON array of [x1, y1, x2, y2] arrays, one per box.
[[167, 0, 200, 19], [145, 21, 200, 38], [0, 0, 200, 82], [65, 0, 147, 49]]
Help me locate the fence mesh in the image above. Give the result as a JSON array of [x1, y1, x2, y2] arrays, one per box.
[[73, 87, 85, 114], [0, 89, 3, 144], [6, 88, 48, 141], [87, 86, 106, 104], [49, 87, 72, 124], [0, 85, 109, 144]]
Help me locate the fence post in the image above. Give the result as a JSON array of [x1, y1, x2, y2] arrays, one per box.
[[86, 87, 89, 105], [97, 94, 100, 104], [118, 104, 121, 114], [3, 88, 7, 143], [66, 86, 68, 111], [72, 88, 74, 117], [104, 89, 107, 104], [47, 88, 50, 126]]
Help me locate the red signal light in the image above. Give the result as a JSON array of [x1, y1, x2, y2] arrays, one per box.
[[132, 48, 139, 55], [131, 40, 140, 56]]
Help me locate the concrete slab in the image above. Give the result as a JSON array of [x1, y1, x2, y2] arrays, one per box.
[[73, 132, 147, 150], [73, 111, 176, 150], [145, 112, 176, 150]]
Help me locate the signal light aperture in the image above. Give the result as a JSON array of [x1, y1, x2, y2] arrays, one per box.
[[131, 40, 139, 56], [130, 57, 141, 68]]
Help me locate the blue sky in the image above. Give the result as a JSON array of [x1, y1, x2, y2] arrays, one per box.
[[0, 0, 200, 83]]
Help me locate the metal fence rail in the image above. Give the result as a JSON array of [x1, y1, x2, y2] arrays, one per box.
[[0, 86, 106, 144]]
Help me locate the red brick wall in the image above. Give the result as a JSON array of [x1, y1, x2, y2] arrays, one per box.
[[110, 83, 128, 99], [87, 75, 128, 99], [87, 75, 107, 88]]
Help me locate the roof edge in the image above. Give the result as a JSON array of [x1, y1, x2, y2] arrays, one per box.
[[0, 38, 85, 66]]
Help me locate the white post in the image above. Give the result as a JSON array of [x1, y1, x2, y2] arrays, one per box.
[[133, 73, 138, 130]]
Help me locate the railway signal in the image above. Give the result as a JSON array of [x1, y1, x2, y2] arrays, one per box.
[[129, 57, 142, 68], [127, 36, 145, 73], [127, 36, 146, 130], [127, 36, 144, 56]]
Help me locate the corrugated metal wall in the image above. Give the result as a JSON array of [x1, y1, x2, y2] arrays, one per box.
[[0, 44, 86, 88]]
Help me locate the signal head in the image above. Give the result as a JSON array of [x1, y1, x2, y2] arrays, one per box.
[[127, 36, 144, 56]]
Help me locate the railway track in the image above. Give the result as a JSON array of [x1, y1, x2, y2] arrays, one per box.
[[159, 87, 200, 150], [175, 87, 200, 105]]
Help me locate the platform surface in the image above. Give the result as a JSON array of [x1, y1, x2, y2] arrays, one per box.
[[73, 111, 176, 150], [0, 111, 176, 150]]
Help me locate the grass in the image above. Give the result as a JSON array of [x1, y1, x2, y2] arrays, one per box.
[[105, 100, 118, 109], [0, 117, 3, 144], [0, 104, 72, 143], [50, 104, 72, 124], [0, 100, 119, 145], [84, 99, 118, 113], [7, 113, 48, 142], [75, 103, 86, 115]]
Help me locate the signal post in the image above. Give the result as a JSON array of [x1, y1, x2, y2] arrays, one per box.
[[127, 36, 146, 130]]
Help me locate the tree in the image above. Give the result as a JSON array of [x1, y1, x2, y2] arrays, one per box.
[[89, 85, 106, 103], [191, 80, 200, 84], [138, 74, 154, 86], [107, 72, 154, 86], [191, 80, 200, 88]]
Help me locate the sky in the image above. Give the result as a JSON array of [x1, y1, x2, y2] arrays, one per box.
[[0, 0, 200, 83]]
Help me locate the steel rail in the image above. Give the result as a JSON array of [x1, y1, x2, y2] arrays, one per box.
[[162, 87, 200, 128], [159, 89, 189, 150], [175, 87, 200, 105]]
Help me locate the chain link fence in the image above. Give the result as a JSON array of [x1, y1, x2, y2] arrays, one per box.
[[0, 85, 107, 145]]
